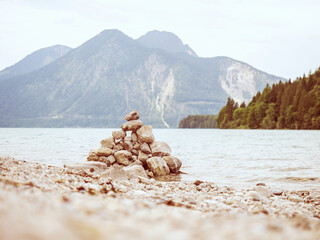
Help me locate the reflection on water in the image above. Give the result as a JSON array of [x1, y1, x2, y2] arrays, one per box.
[[0, 128, 319, 190]]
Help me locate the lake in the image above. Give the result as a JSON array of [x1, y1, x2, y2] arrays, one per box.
[[0, 128, 319, 191]]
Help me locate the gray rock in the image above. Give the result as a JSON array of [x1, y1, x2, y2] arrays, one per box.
[[140, 142, 151, 154], [150, 141, 171, 157], [114, 150, 132, 166], [146, 157, 170, 176], [125, 109, 140, 121], [163, 156, 182, 174], [136, 125, 155, 144], [121, 120, 143, 131], [112, 129, 126, 140], [100, 136, 115, 149]]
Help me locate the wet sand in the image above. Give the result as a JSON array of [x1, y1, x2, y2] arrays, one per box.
[[0, 157, 319, 240]]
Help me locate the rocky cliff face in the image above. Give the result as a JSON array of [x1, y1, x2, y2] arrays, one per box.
[[0, 30, 285, 127]]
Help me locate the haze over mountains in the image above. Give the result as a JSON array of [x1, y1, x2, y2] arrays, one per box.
[[0, 29, 285, 127]]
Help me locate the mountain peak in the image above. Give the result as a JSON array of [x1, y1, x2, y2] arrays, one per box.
[[136, 30, 198, 57]]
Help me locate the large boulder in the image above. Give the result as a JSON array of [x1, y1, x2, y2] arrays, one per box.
[[125, 109, 140, 121], [121, 120, 143, 131], [101, 136, 115, 149], [137, 125, 155, 144], [146, 157, 170, 176], [114, 150, 132, 166], [112, 130, 126, 140], [96, 147, 113, 157], [150, 141, 172, 157], [163, 156, 182, 174]]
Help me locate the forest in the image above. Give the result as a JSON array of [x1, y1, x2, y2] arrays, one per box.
[[178, 115, 217, 128], [217, 68, 320, 129]]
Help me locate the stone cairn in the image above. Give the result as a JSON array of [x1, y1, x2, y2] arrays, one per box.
[[87, 109, 182, 178]]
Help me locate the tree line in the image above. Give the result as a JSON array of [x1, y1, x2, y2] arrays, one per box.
[[217, 68, 320, 129], [178, 115, 217, 128]]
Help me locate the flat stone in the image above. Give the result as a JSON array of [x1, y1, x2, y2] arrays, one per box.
[[112, 130, 126, 140], [125, 109, 140, 121], [114, 150, 132, 166], [140, 142, 151, 154], [137, 125, 155, 144], [163, 156, 182, 174], [150, 141, 171, 157], [96, 147, 113, 157], [100, 136, 115, 149], [146, 157, 170, 176], [121, 120, 143, 131]]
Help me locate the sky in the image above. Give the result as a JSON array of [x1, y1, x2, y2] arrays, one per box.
[[0, 0, 320, 80]]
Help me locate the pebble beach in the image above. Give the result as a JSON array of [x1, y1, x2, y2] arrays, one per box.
[[1, 157, 319, 240]]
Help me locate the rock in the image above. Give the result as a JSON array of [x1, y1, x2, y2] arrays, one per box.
[[100, 136, 115, 149], [137, 125, 155, 144], [131, 132, 138, 143], [112, 129, 126, 140], [146, 169, 154, 178], [101, 165, 128, 180], [253, 186, 273, 198], [125, 109, 139, 121], [87, 149, 99, 161], [123, 140, 133, 152], [150, 141, 171, 157], [131, 149, 139, 156], [96, 147, 113, 157], [132, 160, 143, 166], [65, 162, 108, 173], [163, 156, 182, 174], [121, 120, 143, 131], [106, 155, 116, 165], [246, 191, 263, 201], [140, 142, 151, 154], [288, 195, 303, 203], [133, 142, 140, 150], [146, 157, 170, 176], [273, 189, 283, 196], [138, 151, 149, 164], [132, 155, 137, 161], [138, 176, 152, 184], [114, 150, 132, 166], [113, 143, 124, 152], [124, 165, 148, 179]]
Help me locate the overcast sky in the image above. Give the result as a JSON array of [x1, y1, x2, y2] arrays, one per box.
[[1, 0, 320, 79]]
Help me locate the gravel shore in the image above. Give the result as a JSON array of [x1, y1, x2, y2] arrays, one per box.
[[0, 157, 319, 240]]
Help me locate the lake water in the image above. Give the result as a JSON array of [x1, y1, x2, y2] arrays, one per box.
[[0, 128, 319, 191]]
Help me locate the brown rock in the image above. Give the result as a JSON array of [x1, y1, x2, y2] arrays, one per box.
[[125, 109, 140, 121], [137, 125, 155, 144], [131, 132, 138, 143], [124, 165, 148, 179], [131, 149, 139, 156], [113, 143, 124, 152], [96, 147, 113, 157], [138, 150, 149, 164], [140, 142, 151, 154], [163, 156, 182, 174], [87, 149, 99, 161], [100, 136, 115, 149], [146, 157, 170, 176], [123, 140, 133, 152], [114, 150, 132, 166], [150, 141, 171, 157], [121, 120, 143, 131], [112, 130, 126, 140], [133, 142, 141, 150]]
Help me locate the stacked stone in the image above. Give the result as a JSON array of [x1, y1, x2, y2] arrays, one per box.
[[87, 109, 182, 178]]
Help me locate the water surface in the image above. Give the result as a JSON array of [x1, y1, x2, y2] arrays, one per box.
[[0, 128, 319, 190]]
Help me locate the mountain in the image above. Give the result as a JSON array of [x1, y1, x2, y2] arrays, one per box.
[[0, 45, 72, 81], [0, 29, 285, 128], [137, 30, 198, 57]]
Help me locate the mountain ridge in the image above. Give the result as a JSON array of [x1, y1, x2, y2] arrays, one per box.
[[0, 29, 285, 127]]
